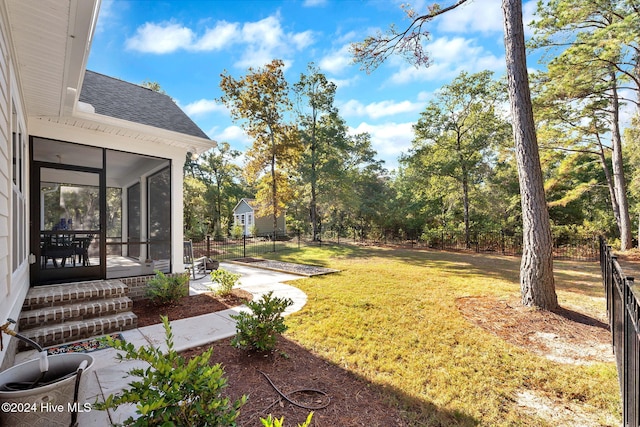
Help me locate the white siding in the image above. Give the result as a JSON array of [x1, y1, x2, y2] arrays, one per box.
[[0, 5, 9, 300], [0, 5, 31, 369]]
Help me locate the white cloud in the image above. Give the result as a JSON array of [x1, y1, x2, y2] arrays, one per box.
[[435, 0, 538, 37], [212, 125, 252, 146], [436, 0, 503, 34], [389, 36, 505, 84], [182, 99, 228, 116], [193, 21, 239, 51], [95, 0, 115, 34], [341, 99, 424, 119], [292, 30, 315, 50], [125, 22, 194, 53], [234, 15, 315, 68], [619, 88, 637, 129], [522, 0, 538, 37], [319, 44, 353, 75], [303, 0, 328, 6], [328, 75, 360, 89], [125, 14, 315, 68], [349, 121, 414, 161]]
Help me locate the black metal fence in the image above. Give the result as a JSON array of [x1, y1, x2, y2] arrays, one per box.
[[314, 229, 599, 261], [191, 232, 301, 261], [600, 236, 639, 426], [190, 229, 598, 262]]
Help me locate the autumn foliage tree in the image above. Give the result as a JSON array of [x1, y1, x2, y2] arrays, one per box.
[[219, 59, 301, 235]]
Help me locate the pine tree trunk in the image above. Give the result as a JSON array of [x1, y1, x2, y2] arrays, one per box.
[[310, 116, 319, 241], [502, 0, 557, 310], [609, 74, 632, 251], [462, 167, 470, 249]]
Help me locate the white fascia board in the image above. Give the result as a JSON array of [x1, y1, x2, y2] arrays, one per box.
[[72, 109, 217, 154]]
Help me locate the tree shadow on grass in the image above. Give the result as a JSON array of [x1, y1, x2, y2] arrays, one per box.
[[301, 244, 605, 299], [189, 335, 480, 427]]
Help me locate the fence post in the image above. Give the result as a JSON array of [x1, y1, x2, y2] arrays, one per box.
[[273, 232, 276, 252], [206, 235, 211, 258], [243, 234, 246, 258]]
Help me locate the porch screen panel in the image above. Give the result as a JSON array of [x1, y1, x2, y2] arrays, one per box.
[[127, 183, 141, 258], [148, 166, 171, 272]]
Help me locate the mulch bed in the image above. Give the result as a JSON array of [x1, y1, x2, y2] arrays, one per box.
[[456, 296, 613, 364], [181, 336, 408, 427], [132, 289, 407, 425], [132, 289, 252, 327]]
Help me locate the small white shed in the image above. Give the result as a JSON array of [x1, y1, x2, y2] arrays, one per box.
[[232, 198, 286, 237]]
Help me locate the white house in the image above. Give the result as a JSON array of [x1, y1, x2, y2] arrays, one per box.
[[0, 0, 215, 368]]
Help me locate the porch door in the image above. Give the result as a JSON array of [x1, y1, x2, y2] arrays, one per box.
[[31, 164, 105, 285]]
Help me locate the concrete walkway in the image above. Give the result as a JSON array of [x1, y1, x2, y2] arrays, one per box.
[[14, 262, 308, 426]]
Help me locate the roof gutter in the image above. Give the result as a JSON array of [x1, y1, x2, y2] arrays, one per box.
[[60, 0, 101, 116]]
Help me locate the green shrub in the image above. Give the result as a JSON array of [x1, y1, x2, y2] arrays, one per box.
[[95, 316, 246, 426], [231, 291, 293, 352], [231, 224, 244, 239], [144, 271, 189, 305], [261, 412, 313, 427], [209, 268, 241, 296]]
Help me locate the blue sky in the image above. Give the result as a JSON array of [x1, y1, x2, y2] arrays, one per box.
[[87, 0, 540, 170]]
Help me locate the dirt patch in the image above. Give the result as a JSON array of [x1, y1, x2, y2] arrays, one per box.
[[181, 336, 408, 427], [456, 296, 613, 365], [132, 289, 252, 327], [515, 389, 618, 427]]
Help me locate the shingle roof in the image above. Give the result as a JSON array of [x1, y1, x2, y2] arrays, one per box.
[[79, 70, 209, 139]]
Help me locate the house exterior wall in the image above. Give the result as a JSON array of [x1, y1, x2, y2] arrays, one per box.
[[254, 215, 285, 236], [0, 6, 31, 370]]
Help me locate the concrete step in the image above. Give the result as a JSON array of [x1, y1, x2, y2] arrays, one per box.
[[19, 312, 138, 351], [22, 280, 129, 311], [18, 297, 134, 330]]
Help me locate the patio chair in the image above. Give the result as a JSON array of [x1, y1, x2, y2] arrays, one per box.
[[73, 234, 94, 266], [183, 240, 206, 279], [41, 233, 75, 268]]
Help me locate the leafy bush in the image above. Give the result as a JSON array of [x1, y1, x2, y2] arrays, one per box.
[[145, 271, 189, 305], [231, 291, 293, 352], [231, 224, 244, 239], [95, 316, 246, 426], [261, 412, 313, 427], [209, 268, 241, 296]]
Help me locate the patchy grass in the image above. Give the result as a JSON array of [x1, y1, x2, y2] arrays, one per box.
[[264, 245, 620, 426]]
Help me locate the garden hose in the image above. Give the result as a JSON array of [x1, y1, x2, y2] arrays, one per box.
[[258, 370, 330, 411]]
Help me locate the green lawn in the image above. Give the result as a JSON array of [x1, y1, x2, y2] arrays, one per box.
[[264, 245, 620, 426]]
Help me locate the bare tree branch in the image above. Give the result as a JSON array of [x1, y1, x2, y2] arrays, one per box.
[[350, 0, 470, 73]]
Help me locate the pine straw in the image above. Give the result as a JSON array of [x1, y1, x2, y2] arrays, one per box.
[[456, 296, 614, 365]]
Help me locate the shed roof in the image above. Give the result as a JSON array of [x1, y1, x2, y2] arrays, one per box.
[[232, 198, 257, 212]]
